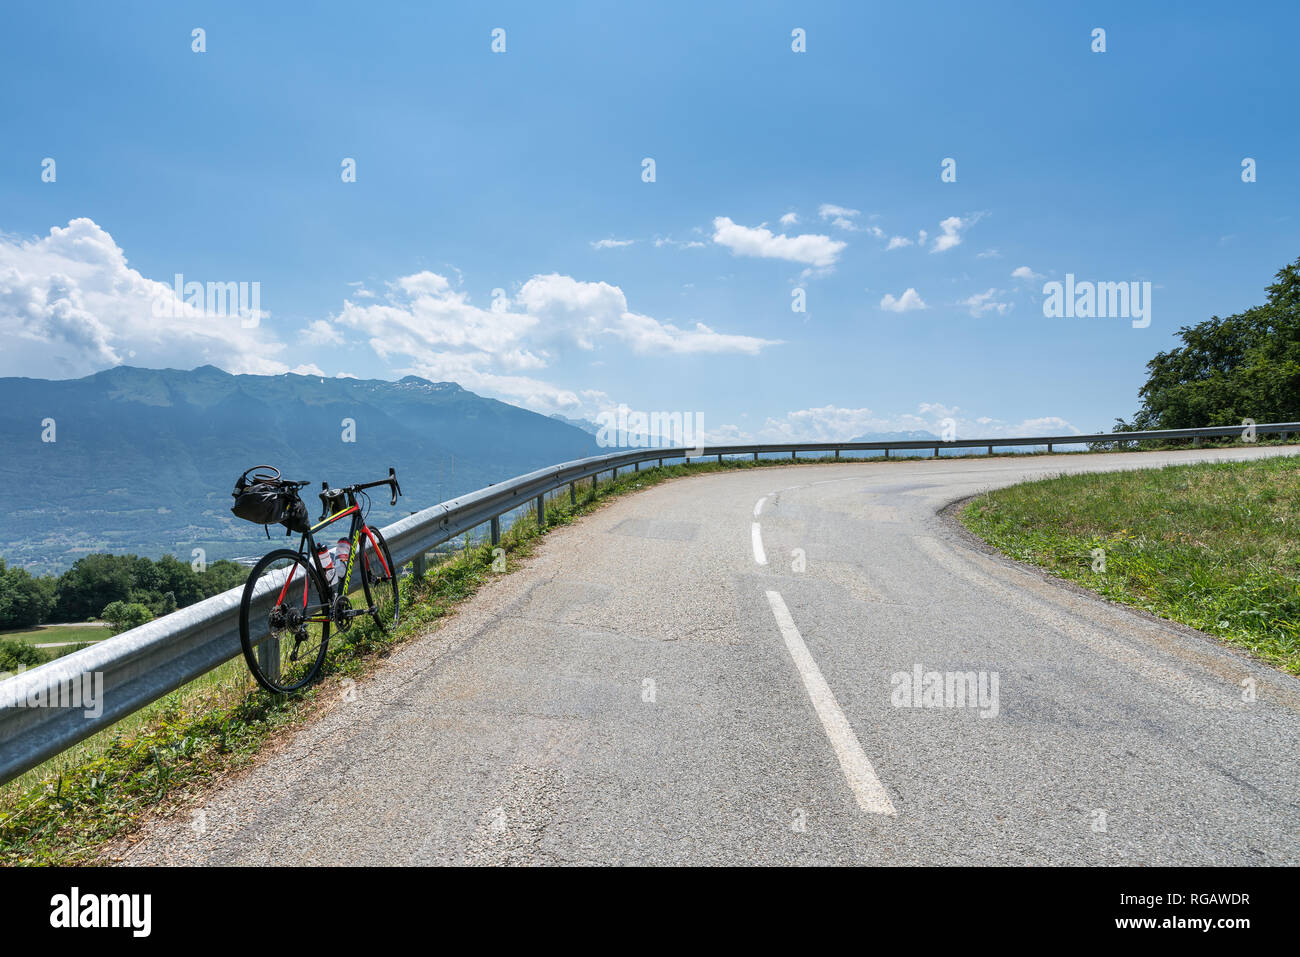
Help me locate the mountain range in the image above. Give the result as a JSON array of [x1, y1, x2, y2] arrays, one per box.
[[0, 366, 601, 574]]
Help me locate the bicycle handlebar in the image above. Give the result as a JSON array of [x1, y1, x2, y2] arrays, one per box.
[[316, 468, 402, 519]]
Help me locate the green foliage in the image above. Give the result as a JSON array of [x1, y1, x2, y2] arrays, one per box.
[[0, 552, 250, 628], [0, 638, 47, 672], [0, 559, 57, 629], [1119, 257, 1300, 430], [51, 554, 133, 622], [100, 601, 155, 635]]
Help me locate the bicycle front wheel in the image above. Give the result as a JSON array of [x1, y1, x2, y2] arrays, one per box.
[[239, 549, 332, 693], [358, 527, 400, 634]]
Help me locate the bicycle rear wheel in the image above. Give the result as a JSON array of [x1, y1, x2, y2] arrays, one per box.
[[239, 549, 332, 693], [358, 527, 399, 634]]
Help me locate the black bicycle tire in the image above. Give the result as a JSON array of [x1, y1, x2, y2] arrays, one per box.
[[359, 528, 400, 634], [239, 548, 332, 693]]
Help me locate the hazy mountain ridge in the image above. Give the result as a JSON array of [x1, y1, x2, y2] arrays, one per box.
[[0, 366, 600, 574]]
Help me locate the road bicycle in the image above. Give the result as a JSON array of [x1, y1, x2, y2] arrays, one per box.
[[237, 467, 402, 693]]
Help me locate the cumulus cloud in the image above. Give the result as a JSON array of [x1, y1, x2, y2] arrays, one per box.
[[886, 235, 913, 250], [2, 219, 780, 419], [1011, 265, 1043, 281], [0, 218, 295, 378], [779, 212, 799, 226], [337, 270, 779, 414], [880, 288, 927, 312], [931, 215, 970, 253], [961, 288, 1012, 317], [711, 216, 846, 269]]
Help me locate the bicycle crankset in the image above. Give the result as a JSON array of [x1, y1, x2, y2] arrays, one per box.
[[331, 594, 355, 631]]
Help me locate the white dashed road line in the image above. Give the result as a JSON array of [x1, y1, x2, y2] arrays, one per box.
[[764, 590, 897, 817], [751, 522, 767, 565]]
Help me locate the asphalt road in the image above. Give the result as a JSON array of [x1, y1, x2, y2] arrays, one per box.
[[117, 446, 1300, 865]]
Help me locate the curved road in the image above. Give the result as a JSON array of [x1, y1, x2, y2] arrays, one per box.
[[118, 446, 1300, 865]]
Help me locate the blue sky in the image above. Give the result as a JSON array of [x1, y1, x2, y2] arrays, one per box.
[[1, 1, 1296, 441]]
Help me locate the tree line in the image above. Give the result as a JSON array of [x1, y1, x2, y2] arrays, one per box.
[[1117, 255, 1299, 430], [0, 553, 249, 631]]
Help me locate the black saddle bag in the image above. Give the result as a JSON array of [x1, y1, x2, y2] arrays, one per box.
[[231, 467, 310, 533]]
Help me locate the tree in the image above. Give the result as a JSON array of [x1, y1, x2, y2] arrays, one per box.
[[0, 559, 57, 629], [0, 638, 46, 673], [198, 560, 250, 598], [1119, 256, 1300, 430], [53, 554, 135, 621], [100, 601, 154, 635]]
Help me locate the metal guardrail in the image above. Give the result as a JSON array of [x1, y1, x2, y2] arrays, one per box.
[[2, 420, 1297, 785]]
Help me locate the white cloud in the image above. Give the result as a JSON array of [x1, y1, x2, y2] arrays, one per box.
[[2, 219, 778, 420], [301, 319, 345, 345], [880, 288, 927, 312], [591, 238, 635, 249], [961, 288, 1012, 317], [886, 235, 913, 250], [931, 215, 970, 253], [653, 237, 706, 249], [818, 203, 862, 231], [517, 273, 778, 356], [338, 270, 779, 414], [976, 249, 1001, 259], [779, 212, 799, 226], [0, 218, 296, 378], [711, 216, 846, 269], [1011, 265, 1043, 281]]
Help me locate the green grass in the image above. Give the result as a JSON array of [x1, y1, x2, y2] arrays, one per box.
[[0, 624, 111, 647], [959, 455, 1300, 675]]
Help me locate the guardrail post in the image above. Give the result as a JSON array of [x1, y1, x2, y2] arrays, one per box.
[[1047, 443, 1054, 453], [884, 448, 890, 459], [753, 451, 758, 462], [933, 447, 939, 458], [413, 552, 427, 579], [635, 461, 640, 472], [536, 494, 546, 530], [570, 482, 577, 505], [834, 449, 840, 460], [717, 454, 722, 464], [256, 633, 280, 684], [988, 444, 993, 455], [790, 449, 796, 462], [490, 516, 501, 545]]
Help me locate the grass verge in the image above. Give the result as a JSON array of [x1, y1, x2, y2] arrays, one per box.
[[958, 455, 1300, 675]]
